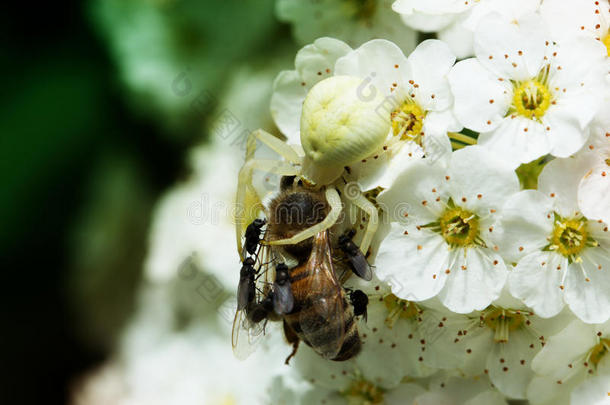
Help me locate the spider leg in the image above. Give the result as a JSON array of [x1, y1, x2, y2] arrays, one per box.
[[344, 188, 378, 255]]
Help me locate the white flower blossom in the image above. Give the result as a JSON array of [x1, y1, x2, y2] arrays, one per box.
[[540, 0, 610, 59], [375, 146, 519, 313], [528, 319, 610, 405], [272, 38, 457, 190], [496, 155, 610, 323], [276, 0, 417, 51], [578, 101, 610, 225], [449, 12, 607, 168], [145, 143, 242, 289], [271, 37, 353, 144], [392, 0, 542, 59], [415, 292, 570, 399], [571, 374, 610, 405]]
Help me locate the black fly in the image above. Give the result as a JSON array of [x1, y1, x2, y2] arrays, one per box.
[[338, 229, 373, 281], [244, 218, 266, 256], [237, 257, 256, 310], [272, 263, 294, 315], [347, 289, 368, 321]]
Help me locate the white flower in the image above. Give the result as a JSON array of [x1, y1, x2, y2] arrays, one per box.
[[375, 146, 519, 313], [334, 38, 459, 153], [268, 372, 425, 405], [496, 155, 610, 323], [416, 293, 569, 399], [145, 143, 242, 290], [411, 373, 508, 405], [578, 101, 610, 225], [271, 38, 457, 190], [276, 0, 417, 51], [448, 12, 607, 168], [392, 0, 542, 59], [270, 37, 353, 144], [528, 319, 610, 405], [540, 0, 610, 59], [571, 374, 610, 405]]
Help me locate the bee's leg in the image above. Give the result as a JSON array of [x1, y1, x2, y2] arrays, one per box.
[[283, 320, 300, 365], [342, 189, 378, 255], [268, 187, 342, 246], [236, 156, 299, 260]]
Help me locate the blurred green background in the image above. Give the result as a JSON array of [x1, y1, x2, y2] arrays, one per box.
[[1, 0, 291, 403]]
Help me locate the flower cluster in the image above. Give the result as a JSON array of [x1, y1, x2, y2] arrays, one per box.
[[263, 1, 610, 403], [77, 1, 610, 405]]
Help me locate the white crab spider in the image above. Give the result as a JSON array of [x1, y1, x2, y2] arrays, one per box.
[[236, 76, 390, 260]]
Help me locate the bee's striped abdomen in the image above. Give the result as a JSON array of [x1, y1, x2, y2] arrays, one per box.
[[285, 265, 361, 361]]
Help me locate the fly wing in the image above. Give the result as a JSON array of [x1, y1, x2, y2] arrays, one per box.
[[236, 276, 253, 310], [231, 304, 266, 360], [232, 244, 272, 360], [298, 231, 348, 360], [348, 252, 373, 281], [273, 283, 294, 315]]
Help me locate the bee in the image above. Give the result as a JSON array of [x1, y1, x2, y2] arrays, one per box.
[[268, 177, 362, 363], [338, 229, 373, 281], [233, 177, 367, 363]]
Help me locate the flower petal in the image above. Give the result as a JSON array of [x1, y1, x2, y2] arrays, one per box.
[[377, 160, 447, 223], [564, 247, 610, 323], [438, 247, 507, 313], [375, 224, 450, 302], [474, 12, 547, 81], [494, 190, 554, 262], [334, 39, 408, 98], [447, 145, 520, 213], [448, 58, 512, 132], [478, 117, 550, 169], [508, 251, 566, 318], [579, 156, 610, 225], [270, 70, 308, 143], [405, 39, 456, 111], [538, 153, 594, 217], [486, 329, 539, 399]]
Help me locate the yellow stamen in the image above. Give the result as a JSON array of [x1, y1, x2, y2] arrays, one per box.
[[439, 206, 480, 248], [390, 102, 426, 143], [550, 217, 589, 258], [512, 79, 551, 120], [383, 294, 419, 328], [482, 307, 527, 343], [341, 378, 385, 405]]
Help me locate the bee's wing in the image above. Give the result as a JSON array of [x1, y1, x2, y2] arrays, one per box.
[[348, 251, 373, 281], [299, 231, 348, 360]]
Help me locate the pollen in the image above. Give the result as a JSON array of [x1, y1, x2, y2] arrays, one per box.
[[390, 101, 426, 144], [437, 202, 480, 248], [512, 73, 552, 120], [547, 215, 593, 261]]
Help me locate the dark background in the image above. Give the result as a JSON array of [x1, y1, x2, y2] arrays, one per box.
[[1, 1, 186, 403]]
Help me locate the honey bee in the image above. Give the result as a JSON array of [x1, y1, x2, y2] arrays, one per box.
[[232, 176, 370, 363]]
